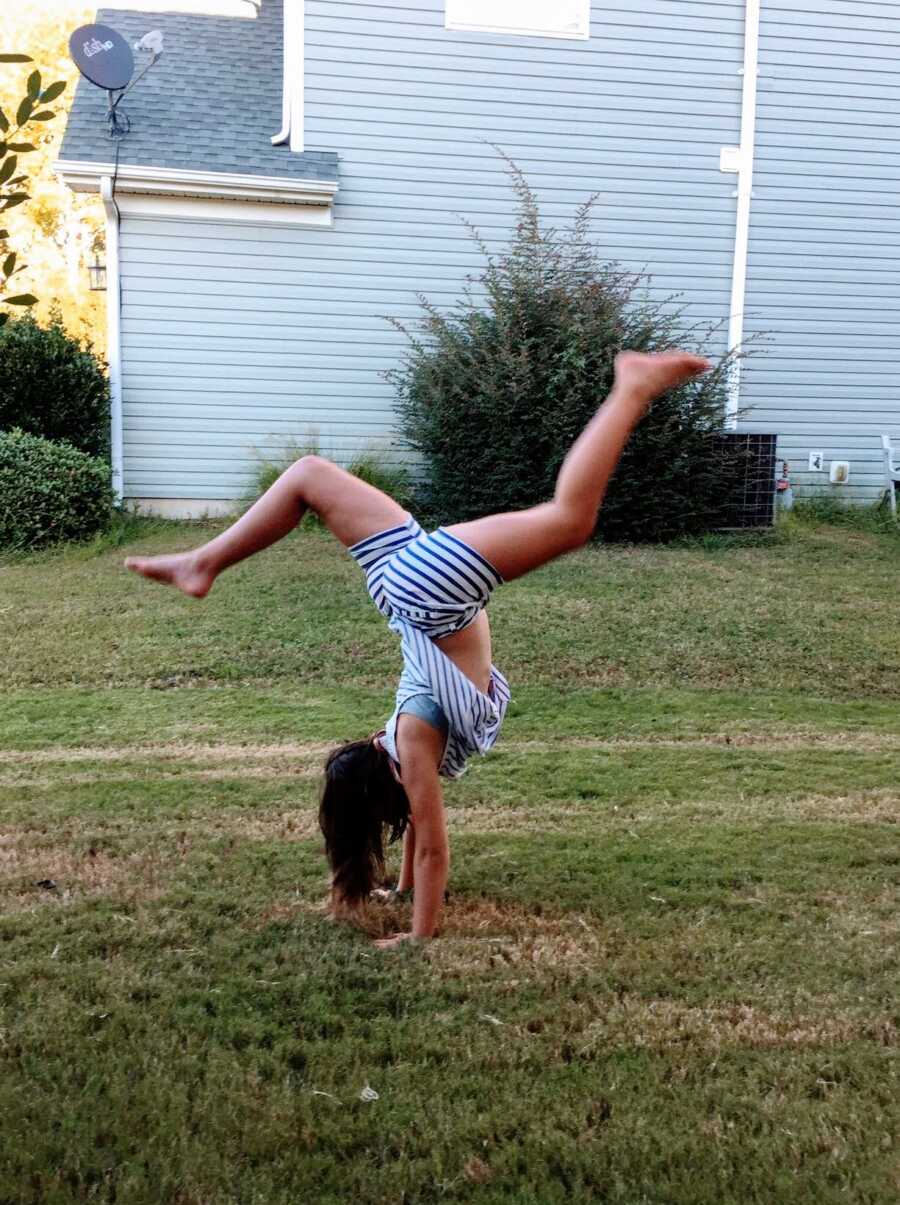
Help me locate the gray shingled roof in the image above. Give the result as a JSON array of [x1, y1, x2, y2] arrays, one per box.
[[60, 0, 337, 182]]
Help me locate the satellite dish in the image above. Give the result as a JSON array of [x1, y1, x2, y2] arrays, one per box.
[[69, 24, 135, 92]]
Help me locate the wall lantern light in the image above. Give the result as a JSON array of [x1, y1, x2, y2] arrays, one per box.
[[88, 253, 107, 291]]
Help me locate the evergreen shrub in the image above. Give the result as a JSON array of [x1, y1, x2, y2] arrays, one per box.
[[389, 158, 752, 542], [0, 313, 110, 459], [0, 429, 114, 549]]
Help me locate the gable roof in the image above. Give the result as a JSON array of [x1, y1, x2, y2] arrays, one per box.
[[59, 0, 337, 184]]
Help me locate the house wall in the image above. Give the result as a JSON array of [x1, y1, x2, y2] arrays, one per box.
[[305, 0, 745, 333], [119, 0, 747, 505], [740, 0, 900, 501], [119, 208, 400, 502], [120, 0, 900, 510], [303, 0, 745, 431]]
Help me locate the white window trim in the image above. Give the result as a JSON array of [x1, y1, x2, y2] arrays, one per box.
[[272, 0, 304, 152], [446, 0, 589, 40], [55, 158, 336, 209]]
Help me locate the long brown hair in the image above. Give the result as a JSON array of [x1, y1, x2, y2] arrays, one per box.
[[318, 738, 410, 907]]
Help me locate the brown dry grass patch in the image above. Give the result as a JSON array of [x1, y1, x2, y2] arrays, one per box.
[[447, 791, 899, 832], [249, 892, 577, 943], [669, 789, 899, 826], [424, 899, 614, 973], [0, 765, 319, 789], [419, 900, 898, 1053], [4, 728, 900, 775], [0, 809, 323, 915], [512, 731, 900, 753], [0, 831, 181, 914], [0, 741, 332, 766], [810, 887, 899, 940], [572, 997, 898, 1053]]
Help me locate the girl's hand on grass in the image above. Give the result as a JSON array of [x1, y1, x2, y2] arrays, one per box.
[[373, 932, 423, 950]]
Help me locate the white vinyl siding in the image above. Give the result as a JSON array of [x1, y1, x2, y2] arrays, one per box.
[[119, 214, 404, 501], [122, 0, 747, 504], [307, 0, 743, 335], [306, 0, 744, 328], [740, 0, 900, 501], [111, 0, 900, 507]]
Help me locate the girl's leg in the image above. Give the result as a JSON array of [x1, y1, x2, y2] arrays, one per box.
[[125, 457, 409, 597], [446, 350, 710, 582]]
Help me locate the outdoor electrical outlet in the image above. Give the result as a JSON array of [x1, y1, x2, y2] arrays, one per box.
[[809, 451, 824, 471], [830, 461, 850, 484]]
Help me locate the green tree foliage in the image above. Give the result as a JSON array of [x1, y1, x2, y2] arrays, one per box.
[[390, 157, 752, 542], [0, 6, 105, 348], [0, 428, 113, 549], [0, 312, 110, 458], [0, 51, 66, 324]]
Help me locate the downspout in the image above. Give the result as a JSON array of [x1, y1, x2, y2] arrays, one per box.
[[271, 0, 303, 151], [725, 0, 761, 426], [100, 176, 123, 502], [289, 1, 304, 155], [270, 0, 291, 146]]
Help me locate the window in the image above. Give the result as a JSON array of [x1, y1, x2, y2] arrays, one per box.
[[446, 0, 589, 40], [101, 1, 259, 17]]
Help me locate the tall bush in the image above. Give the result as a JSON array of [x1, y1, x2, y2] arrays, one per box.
[[0, 428, 113, 549], [0, 312, 110, 458], [389, 157, 749, 542]]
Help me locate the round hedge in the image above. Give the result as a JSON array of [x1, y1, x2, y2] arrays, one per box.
[[0, 429, 114, 550], [391, 159, 748, 542]]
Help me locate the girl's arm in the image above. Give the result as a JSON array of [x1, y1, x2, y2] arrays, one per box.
[[396, 824, 415, 893], [407, 770, 448, 940], [375, 718, 448, 947]]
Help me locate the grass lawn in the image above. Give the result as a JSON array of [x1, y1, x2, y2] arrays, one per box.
[[1, 514, 898, 1204]]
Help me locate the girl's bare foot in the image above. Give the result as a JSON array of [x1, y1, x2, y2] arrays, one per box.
[[124, 551, 214, 598], [614, 349, 712, 403]]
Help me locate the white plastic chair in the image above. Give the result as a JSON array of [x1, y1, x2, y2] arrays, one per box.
[[882, 435, 900, 515]]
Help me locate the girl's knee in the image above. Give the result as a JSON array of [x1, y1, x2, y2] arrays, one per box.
[[293, 454, 333, 488], [557, 505, 594, 552], [295, 453, 328, 472]]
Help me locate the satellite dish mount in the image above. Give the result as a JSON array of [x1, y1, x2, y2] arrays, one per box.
[[68, 23, 164, 140]]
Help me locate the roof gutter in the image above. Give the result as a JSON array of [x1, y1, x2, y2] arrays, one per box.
[[100, 176, 123, 503], [725, 0, 760, 426], [55, 158, 336, 205]]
